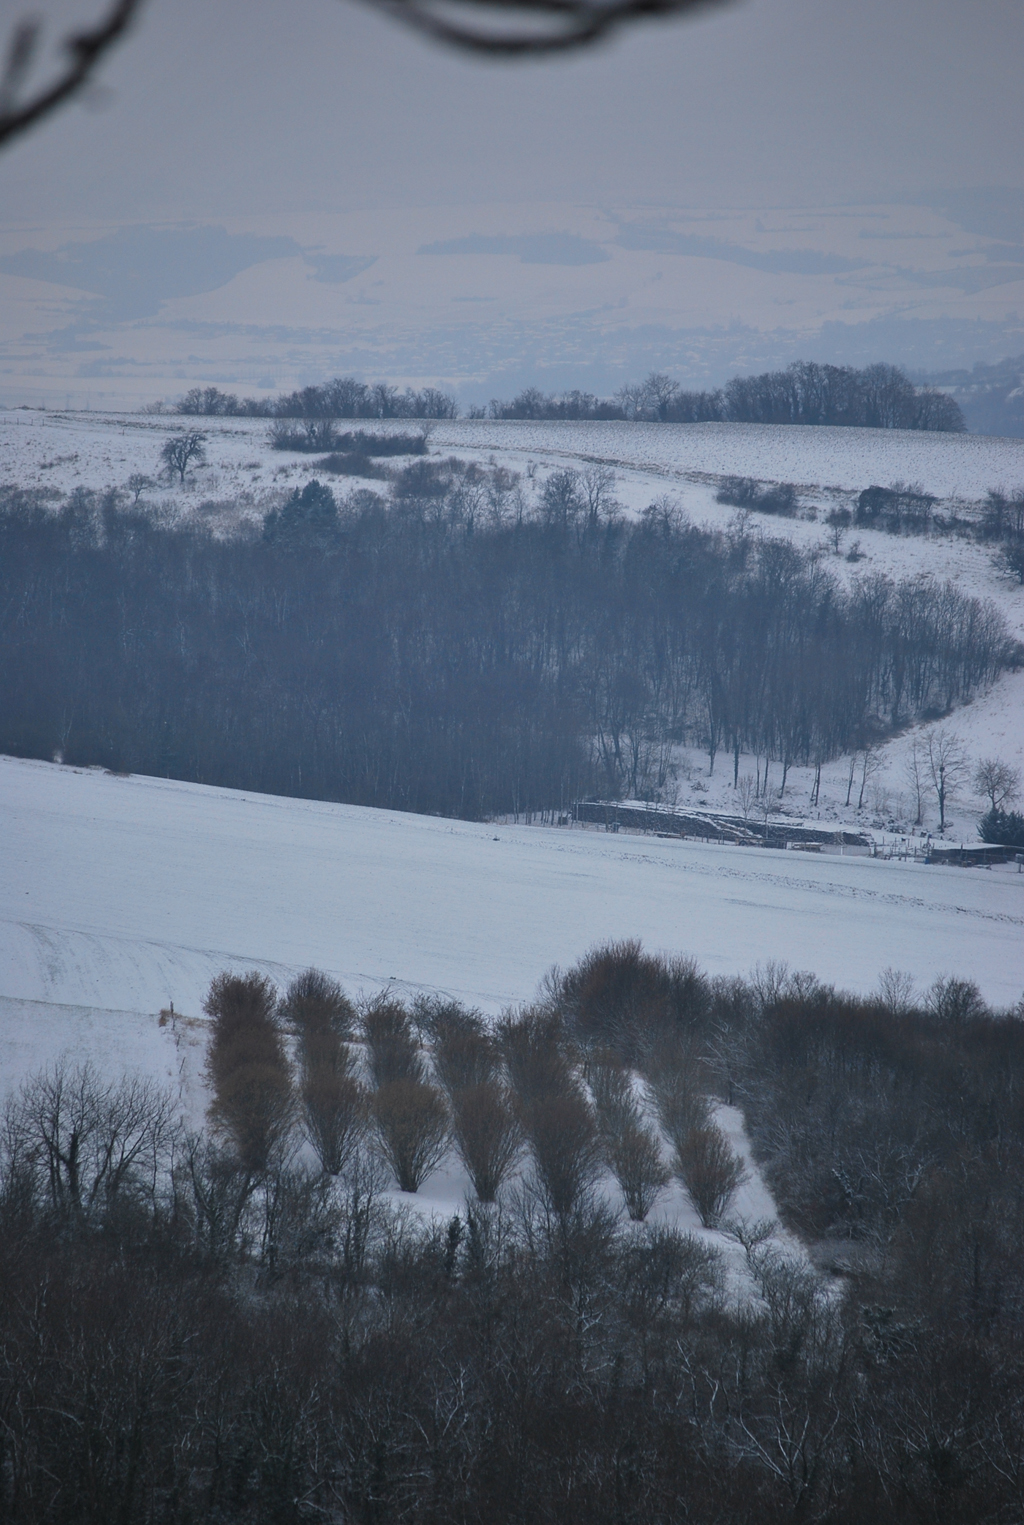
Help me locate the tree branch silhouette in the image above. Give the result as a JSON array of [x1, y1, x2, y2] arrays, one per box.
[[0, 0, 143, 150]]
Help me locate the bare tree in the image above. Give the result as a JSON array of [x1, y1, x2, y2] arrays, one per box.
[[856, 745, 882, 811], [735, 773, 757, 820], [2, 0, 734, 163], [126, 472, 154, 505], [974, 757, 1022, 814], [498, 1009, 577, 1107], [523, 1091, 603, 1219], [160, 430, 207, 486], [204, 971, 295, 1174], [372, 1079, 449, 1192], [877, 968, 915, 1018], [925, 729, 970, 833], [607, 1122, 669, 1221], [673, 1121, 746, 1228], [589, 1052, 668, 1220], [7, 1059, 175, 1224], [429, 1007, 499, 1096], [904, 736, 926, 826], [824, 507, 851, 554], [362, 999, 424, 1087], [646, 1048, 711, 1156], [281, 967, 356, 1039], [449, 1082, 522, 1201]]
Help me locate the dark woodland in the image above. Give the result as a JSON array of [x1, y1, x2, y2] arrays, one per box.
[[3, 947, 1024, 1525], [0, 465, 1014, 817]]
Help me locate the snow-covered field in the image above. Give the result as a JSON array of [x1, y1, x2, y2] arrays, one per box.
[[3, 409, 1023, 508], [3, 754, 1021, 1022]]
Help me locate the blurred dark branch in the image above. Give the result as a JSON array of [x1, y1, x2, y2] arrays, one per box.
[[0, 0, 142, 150], [0, 0, 731, 157], [360, 0, 733, 54]]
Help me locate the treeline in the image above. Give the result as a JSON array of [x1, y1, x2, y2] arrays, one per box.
[[176, 360, 964, 432], [3, 945, 1024, 1524], [177, 379, 459, 420], [492, 362, 963, 430], [1, 468, 1015, 815]]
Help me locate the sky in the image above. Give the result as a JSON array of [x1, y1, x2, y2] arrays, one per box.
[[0, 0, 1022, 404]]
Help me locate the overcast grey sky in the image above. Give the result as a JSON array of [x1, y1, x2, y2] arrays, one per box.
[[2, 0, 1022, 223]]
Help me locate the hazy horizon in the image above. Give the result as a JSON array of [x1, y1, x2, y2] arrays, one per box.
[[1, 0, 1022, 406]]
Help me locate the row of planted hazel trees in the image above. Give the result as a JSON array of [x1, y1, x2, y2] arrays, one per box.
[[203, 953, 746, 1230], [546, 940, 747, 1228]]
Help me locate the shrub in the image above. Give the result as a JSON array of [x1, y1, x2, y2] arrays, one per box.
[[523, 1092, 602, 1219], [449, 1082, 522, 1202], [362, 1000, 424, 1087], [498, 1010, 577, 1107], [433, 1023, 498, 1097], [372, 1079, 449, 1192], [269, 418, 342, 452], [674, 1123, 746, 1228], [313, 452, 387, 478], [333, 431, 427, 458], [204, 972, 295, 1173], [714, 478, 798, 515], [608, 1123, 670, 1222], [280, 968, 355, 1040]]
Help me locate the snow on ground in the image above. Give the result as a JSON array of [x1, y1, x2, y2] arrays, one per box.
[[3, 410, 1023, 510], [3, 754, 1021, 1024]]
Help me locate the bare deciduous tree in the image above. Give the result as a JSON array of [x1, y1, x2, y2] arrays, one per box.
[[589, 1052, 668, 1220], [372, 1078, 449, 1192], [974, 757, 1021, 814], [523, 1091, 602, 1219], [877, 968, 915, 1018], [204, 971, 295, 1174], [608, 1122, 670, 1221], [6, 1059, 175, 1224], [1, 0, 735, 164], [449, 1082, 522, 1201], [674, 1121, 746, 1228], [925, 729, 970, 833], [904, 736, 926, 826], [160, 430, 206, 486], [362, 999, 424, 1087]]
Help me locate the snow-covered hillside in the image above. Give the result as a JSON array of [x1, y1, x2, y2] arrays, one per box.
[[3, 755, 1021, 1025], [3, 409, 1023, 510]]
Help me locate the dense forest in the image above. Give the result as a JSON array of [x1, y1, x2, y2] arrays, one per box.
[[3, 945, 1024, 1524], [0, 466, 1014, 816], [177, 360, 965, 432]]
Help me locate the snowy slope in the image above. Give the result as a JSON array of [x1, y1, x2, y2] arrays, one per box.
[[10, 751, 1020, 1270], [3, 756, 1021, 1026], [3, 410, 1023, 508]]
